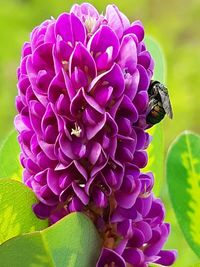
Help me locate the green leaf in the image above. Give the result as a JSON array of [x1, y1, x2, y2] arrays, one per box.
[[0, 179, 48, 245], [0, 130, 22, 181], [143, 37, 165, 196], [145, 36, 166, 82], [166, 131, 200, 258], [143, 123, 164, 196], [0, 212, 101, 267]]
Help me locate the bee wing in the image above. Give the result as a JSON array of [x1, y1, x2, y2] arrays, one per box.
[[159, 89, 173, 119], [147, 98, 157, 114]]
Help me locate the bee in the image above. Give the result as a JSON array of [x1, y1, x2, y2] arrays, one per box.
[[146, 80, 173, 125]]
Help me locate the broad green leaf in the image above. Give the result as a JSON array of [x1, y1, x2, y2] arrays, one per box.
[[166, 131, 200, 258], [0, 129, 22, 181], [0, 212, 101, 267], [0, 179, 48, 244], [144, 37, 165, 196]]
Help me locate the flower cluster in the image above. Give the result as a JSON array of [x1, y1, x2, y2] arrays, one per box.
[[15, 3, 176, 266]]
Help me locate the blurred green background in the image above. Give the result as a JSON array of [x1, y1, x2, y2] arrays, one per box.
[[0, 0, 199, 266]]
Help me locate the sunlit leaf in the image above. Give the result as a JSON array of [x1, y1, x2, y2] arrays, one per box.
[[143, 37, 165, 196], [0, 130, 22, 181], [166, 131, 200, 258], [0, 212, 101, 267], [143, 123, 164, 196], [0, 179, 48, 245], [145, 36, 166, 82]]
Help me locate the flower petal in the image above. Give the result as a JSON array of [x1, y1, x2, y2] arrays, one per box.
[[88, 25, 120, 71], [96, 248, 126, 267], [105, 4, 130, 38]]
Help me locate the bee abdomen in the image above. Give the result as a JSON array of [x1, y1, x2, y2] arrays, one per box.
[[146, 104, 165, 125]]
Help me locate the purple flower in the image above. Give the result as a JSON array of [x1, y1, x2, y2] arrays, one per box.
[[15, 2, 176, 266]]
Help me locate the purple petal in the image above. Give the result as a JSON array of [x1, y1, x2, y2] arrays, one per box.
[[46, 169, 63, 195], [124, 69, 140, 101], [32, 202, 53, 219], [116, 134, 136, 163], [115, 178, 141, 208], [88, 25, 120, 71], [92, 186, 108, 208], [123, 248, 144, 266], [120, 164, 140, 192], [72, 182, 89, 205], [71, 3, 99, 19], [68, 197, 84, 212], [31, 42, 54, 73], [111, 205, 142, 223], [69, 42, 96, 81], [124, 20, 145, 42], [29, 100, 45, 135], [117, 219, 133, 238], [114, 239, 128, 255], [103, 160, 124, 190], [88, 141, 102, 165], [116, 95, 138, 123], [128, 228, 145, 247], [133, 151, 148, 168], [144, 224, 169, 256], [155, 250, 177, 266], [55, 13, 86, 45], [139, 172, 154, 195], [146, 198, 165, 226], [117, 35, 137, 74], [105, 5, 130, 38], [135, 194, 153, 217], [136, 221, 152, 243], [133, 90, 148, 114], [96, 248, 126, 267], [89, 63, 125, 104], [138, 64, 150, 91]]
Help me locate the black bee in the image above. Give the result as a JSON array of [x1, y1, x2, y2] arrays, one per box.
[[146, 80, 173, 125]]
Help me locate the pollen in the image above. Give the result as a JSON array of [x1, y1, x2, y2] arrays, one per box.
[[71, 122, 82, 137], [62, 60, 69, 71]]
